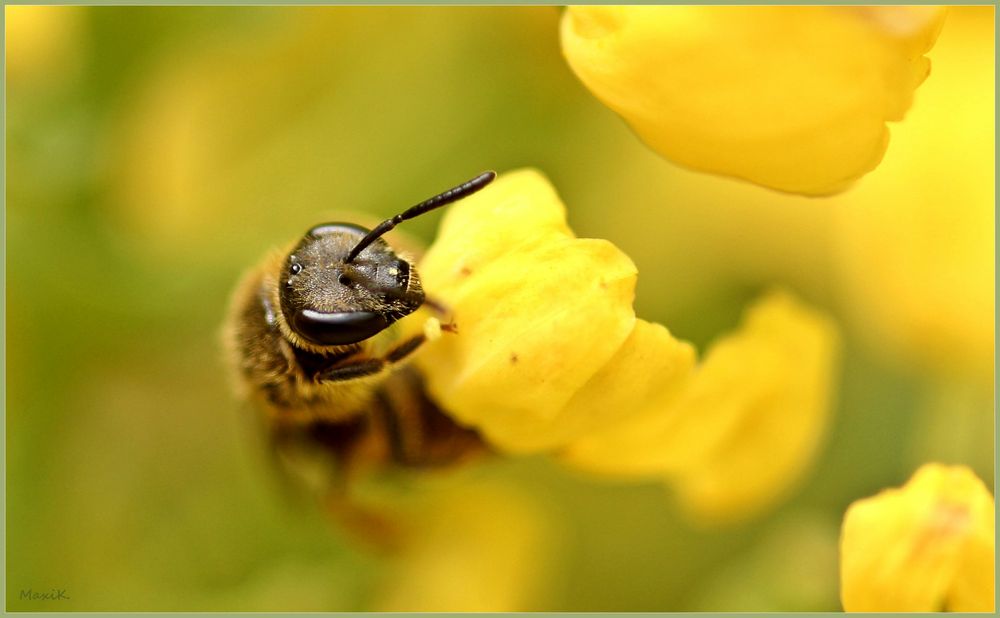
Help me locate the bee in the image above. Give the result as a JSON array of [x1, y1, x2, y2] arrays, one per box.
[[224, 172, 495, 496]]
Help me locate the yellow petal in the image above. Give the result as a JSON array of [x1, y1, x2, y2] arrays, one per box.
[[416, 168, 573, 292], [563, 290, 839, 523], [416, 170, 643, 452], [840, 463, 995, 612], [561, 6, 946, 195], [668, 291, 839, 522], [556, 319, 697, 453]]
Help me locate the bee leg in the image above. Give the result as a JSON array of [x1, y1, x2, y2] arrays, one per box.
[[385, 333, 425, 363], [315, 334, 426, 383], [323, 492, 404, 554], [373, 367, 487, 468], [316, 358, 385, 382], [374, 388, 409, 464]]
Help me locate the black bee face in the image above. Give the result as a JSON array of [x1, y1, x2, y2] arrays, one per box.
[[279, 223, 424, 346]]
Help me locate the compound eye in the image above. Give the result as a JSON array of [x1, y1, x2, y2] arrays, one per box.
[[290, 309, 391, 346], [307, 223, 369, 238]]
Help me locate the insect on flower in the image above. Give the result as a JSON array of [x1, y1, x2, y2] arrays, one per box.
[[224, 172, 496, 489]]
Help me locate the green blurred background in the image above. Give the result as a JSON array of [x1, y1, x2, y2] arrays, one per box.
[[6, 6, 993, 611]]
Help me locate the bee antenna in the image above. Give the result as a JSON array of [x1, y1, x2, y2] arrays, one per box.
[[345, 171, 497, 263]]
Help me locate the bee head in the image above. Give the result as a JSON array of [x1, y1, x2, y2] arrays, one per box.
[[279, 223, 423, 347], [279, 170, 496, 348]]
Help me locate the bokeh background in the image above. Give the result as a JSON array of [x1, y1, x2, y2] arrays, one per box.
[[6, 6, 993, 611]]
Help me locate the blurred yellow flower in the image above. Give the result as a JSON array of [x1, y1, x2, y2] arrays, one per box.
[[361, 477, 552, 612], [413, 170, 839, 522], [833, 6, 994, 385], [560, 6, 946, 195], [564, 290, 839, 523], [107, 7, 558, 265], [840, 463, 995, 612], [5, 5, 84, 90]]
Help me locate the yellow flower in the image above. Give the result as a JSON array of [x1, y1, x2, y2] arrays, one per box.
[[412, 169, 839, 522], [563, 290, 839, 523], [840, 463, 994, 612], [413, 169, 693, 453], [361, 476, 552, 612], [833, 6, 994, 385], [5, 5, 84, 90], [560, 6, 946, 195]]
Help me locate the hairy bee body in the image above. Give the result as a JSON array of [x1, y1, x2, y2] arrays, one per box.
[[226, 244, 483, 477], [227, 252, 374, 424]]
